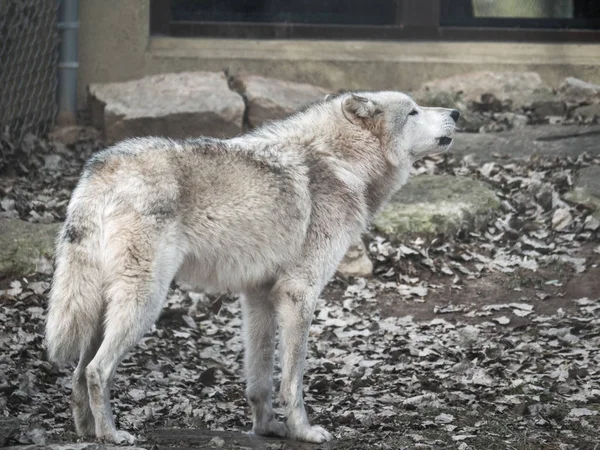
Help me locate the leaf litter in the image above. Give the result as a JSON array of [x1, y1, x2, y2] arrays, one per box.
[[1, 133, 600, 449]]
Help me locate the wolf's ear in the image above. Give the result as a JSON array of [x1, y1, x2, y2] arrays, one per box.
[[324, 94, 334, 101], [342, 94, 379, 124]]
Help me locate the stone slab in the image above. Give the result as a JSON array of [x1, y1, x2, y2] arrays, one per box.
[[231, 74, 330, 128], [558, 77, 600, 107], [88, 72, 245, 142]]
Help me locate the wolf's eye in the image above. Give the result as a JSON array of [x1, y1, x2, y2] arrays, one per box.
[[409, 109, 419, 116]]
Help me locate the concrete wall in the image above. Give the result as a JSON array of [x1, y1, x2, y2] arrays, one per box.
[[78, 0, 600, 108]]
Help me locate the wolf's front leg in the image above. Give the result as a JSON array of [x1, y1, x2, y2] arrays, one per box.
[[241, 293, 288, 438], [275, 279, 333, 443]]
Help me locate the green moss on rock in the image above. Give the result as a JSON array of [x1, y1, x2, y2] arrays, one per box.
[[0, 219, 60, 277], [373, 175, 500, 240]]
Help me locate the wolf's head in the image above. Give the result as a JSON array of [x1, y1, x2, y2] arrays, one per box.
[[331, 91, 459, 166]]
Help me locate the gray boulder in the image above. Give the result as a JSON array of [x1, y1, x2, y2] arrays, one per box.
[[88, 72, 245, 142], [558, 77, 600, 107], [373, 175, 500, 240], [231, 74, 330, 128]]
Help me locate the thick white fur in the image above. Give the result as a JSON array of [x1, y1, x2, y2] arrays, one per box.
[[45, 91, 458, 444]]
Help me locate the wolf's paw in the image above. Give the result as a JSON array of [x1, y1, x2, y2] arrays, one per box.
[[253, 419, 288, 438], [108, 430, 137, 445], [290, 424, 333, 443]]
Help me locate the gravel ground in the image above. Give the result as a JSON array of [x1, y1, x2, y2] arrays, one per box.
[[1, 131, 599, 450]]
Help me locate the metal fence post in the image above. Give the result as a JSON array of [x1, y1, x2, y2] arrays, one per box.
[[57, 0, 79, 126]]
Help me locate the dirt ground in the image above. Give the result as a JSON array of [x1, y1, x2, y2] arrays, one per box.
[[2, 260, 599, 450], [376, 244, 600, 326], [0, 255, 600, 450]]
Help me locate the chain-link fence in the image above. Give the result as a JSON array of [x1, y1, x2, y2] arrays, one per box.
[[0, 0, 59, 142]]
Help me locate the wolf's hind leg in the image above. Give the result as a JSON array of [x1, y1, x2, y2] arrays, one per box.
[[241, 293, 288, 438], [85, 228, 182, 444], [71, 330, 102, 437]]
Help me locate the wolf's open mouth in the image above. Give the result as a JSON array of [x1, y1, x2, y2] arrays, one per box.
[[437, 136, 453, 146]]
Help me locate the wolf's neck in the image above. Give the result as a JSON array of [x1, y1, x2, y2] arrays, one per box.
[[248, 105, 334, 145], [241, 104, 410, 217]]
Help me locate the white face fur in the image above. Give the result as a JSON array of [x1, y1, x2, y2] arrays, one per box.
[[341, 91, 459, 162]]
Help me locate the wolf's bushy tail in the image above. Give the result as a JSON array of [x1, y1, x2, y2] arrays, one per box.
[[45, 222, 104, 364]]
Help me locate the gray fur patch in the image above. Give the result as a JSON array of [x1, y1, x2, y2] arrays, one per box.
[[305, 154, 363, 226], [82, 154, 106, 176], [63, 222, 84, 244], [145, 202, 176, 217]]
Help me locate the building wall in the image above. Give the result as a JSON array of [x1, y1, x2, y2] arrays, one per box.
[[78, 0, 600, 108]]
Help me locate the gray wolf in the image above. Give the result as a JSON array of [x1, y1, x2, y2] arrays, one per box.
[[45, 91, 459, 444]]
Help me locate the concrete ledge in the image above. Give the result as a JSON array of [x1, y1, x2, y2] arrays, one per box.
[[143, 38, 600, 98], [149, 38, 600, 67]]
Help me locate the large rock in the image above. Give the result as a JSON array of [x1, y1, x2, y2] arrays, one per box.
[[558, 77, 600, 108], [373, 175, 500, 239], [88, 72, 245, 142], [0, 219, 60, 276], [416, 71, 553, 110], [231, 74, 330, 128]]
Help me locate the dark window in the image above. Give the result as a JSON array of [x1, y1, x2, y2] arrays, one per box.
[[150, 0, 600, 42], [171, 0, 398, 26]]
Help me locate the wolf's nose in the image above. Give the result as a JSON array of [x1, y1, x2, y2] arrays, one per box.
[[450, 109, 460, 122]]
